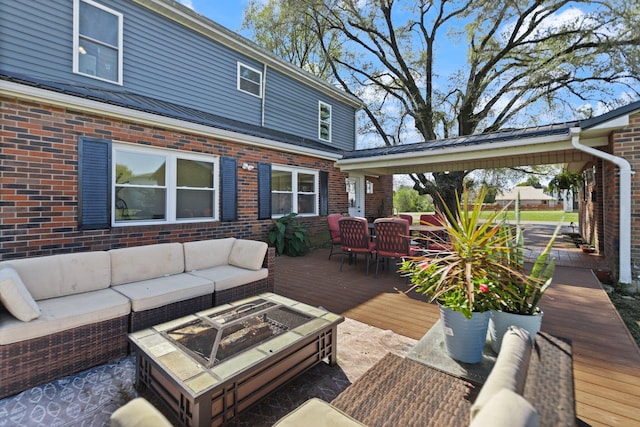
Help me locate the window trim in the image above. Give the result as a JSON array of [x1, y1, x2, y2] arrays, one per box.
[[319, 101, 332, 142], [111, 143, 219, 226], [271, 165, 319, 218], [237, 62, 263, 98], [73, 0, 124, 85]]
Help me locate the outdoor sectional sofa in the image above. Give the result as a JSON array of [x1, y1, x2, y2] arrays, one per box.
[[0, 238, 275, 399]]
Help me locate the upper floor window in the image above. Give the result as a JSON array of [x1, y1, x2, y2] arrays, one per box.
[[271, 166, 318, 217], [113, 145, 218, 225], [237, 62, 262, 97], [319, 101, 332, 142], [73, 0, 123, 84]]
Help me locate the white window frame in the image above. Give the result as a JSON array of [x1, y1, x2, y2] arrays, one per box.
[[319, 101, 332, 142], [271, 165, 319, 218], [112, 143, 219, 226], [73, 0, 123, 85], [237, 62, 263, 98]]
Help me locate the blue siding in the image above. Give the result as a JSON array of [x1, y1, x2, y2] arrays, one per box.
[[0, 0, 356, 150], [264, 68, 356, 151]]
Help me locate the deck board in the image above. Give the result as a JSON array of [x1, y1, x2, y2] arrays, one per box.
[[274, 242, 640, 427]]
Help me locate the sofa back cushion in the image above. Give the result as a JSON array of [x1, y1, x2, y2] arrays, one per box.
[[0, 252, 111, 300], [228, 240, 268, 271], [110, 243, 184, 286], [183, 238, 236, 271]]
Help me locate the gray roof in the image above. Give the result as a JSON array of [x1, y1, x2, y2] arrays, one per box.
[[0, 71, 344, 156], [342, 122, 577, 160]]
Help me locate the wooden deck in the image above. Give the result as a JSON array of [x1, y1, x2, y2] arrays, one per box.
[[273, 226, 640, 427]]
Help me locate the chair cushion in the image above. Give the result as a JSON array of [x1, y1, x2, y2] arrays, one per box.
[[470, 326, 532, 419], [469, 388, 539, 427], [112, 273, 213, 312], [273, 398, 366, 427], [0, 251, 111, 300], [189, 265, 268, 292], [183, 238, 236, 271], [110, 397, 173, 427], [228, 239, 268, 271], [0, 266, 41, 322], [0, 288, 130, 344], [110, 243, 184, 285]]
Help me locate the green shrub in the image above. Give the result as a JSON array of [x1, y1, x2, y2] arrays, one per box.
[[268, 213, 310, 256]]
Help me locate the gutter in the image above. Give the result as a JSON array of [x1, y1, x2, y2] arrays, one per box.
[[570, 127, 632, 284]]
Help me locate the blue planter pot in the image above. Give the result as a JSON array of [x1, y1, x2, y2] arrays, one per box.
[[439, 306, 490, 364]]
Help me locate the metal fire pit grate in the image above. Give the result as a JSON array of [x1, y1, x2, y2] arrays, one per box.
[[164, 299, 313, 367]]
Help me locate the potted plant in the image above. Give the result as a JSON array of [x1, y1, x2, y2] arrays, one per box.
[[400, 188, 511, 363], [488, 194, 561, 352], [268, 213, 311, 256]]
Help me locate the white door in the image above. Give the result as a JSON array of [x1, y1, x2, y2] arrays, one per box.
[[347, 175, 365, 217]]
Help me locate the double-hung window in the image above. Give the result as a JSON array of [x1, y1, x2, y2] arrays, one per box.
[[271, 167, 318, 217], [113, 144, 218, 225], [237, 62, 262, 97], [73, 0, 123, 84], [319, 101, 332, 142]]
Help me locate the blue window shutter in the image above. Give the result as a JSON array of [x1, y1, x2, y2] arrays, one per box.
[[78, 137, 111, 230], [220, 157, 237, 221], [320, 171, 329, 216], [258, 162, 271, 220]]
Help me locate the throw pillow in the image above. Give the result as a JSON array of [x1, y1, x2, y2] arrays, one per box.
[[0, 266, 41, 322]]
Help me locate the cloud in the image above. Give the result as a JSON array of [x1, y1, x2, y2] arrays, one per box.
[[176, 0, 194, 10]]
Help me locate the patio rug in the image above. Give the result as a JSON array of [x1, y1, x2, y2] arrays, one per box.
[[0, 317, 417, 427]]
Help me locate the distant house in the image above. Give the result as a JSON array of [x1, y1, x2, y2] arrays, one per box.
[[495, 186, 557, 209], [0, 0, 392, 259]]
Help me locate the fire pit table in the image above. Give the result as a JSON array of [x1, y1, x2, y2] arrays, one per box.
[[128, 293, 343, 427]]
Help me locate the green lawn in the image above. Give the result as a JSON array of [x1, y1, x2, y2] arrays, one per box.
[[402, 210, 578, 223]]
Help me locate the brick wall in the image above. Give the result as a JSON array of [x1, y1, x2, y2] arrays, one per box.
[[608, 112, 640, 286], [1, 97, 353, 259]]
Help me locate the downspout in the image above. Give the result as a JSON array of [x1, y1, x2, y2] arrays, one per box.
[[570, 127, 632, 284]]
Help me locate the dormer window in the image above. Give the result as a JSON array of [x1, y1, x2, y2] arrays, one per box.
[[319, 101, 332, 142], [73, 0, 123, 84], [237, 62, 262, 98]]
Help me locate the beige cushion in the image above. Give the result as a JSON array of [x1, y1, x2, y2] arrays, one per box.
[[469, 388, 539, 427], [189, 265, 268, 292], [110, 243, 184, 285], [0, 288, 130, 344], [110, 397, 173, 427], [112, 273, 213, 312], [0, 266, 41, 321], [183, 238, 236, 271], [228, 239, 268, 271], [274, 398, 367, 427], [470, 326, 532, 419], [0, 252, 111, 300]]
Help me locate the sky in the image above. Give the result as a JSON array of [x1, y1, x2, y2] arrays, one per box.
[[176, 1, 249, 32]]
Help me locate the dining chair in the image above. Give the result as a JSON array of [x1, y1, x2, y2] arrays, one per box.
[[327, 213, 343, 259], [398, 214, 413, 225], [373, 218, 420, 276], [338, 216, 377, 275], [419, 213, 452, 251]]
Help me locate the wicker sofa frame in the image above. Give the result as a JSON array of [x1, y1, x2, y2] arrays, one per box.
[[0, 315, 129, 400], [329, 331, 575, 427]]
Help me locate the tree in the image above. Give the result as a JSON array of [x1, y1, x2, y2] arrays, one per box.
[[243, 0, 640, 213], [393, 187, 432, 212]]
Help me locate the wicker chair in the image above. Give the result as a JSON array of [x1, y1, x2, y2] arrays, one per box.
[[373, 218, 420, 276], [399, 214, 413, 225], [338, 216, 377, 275]]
